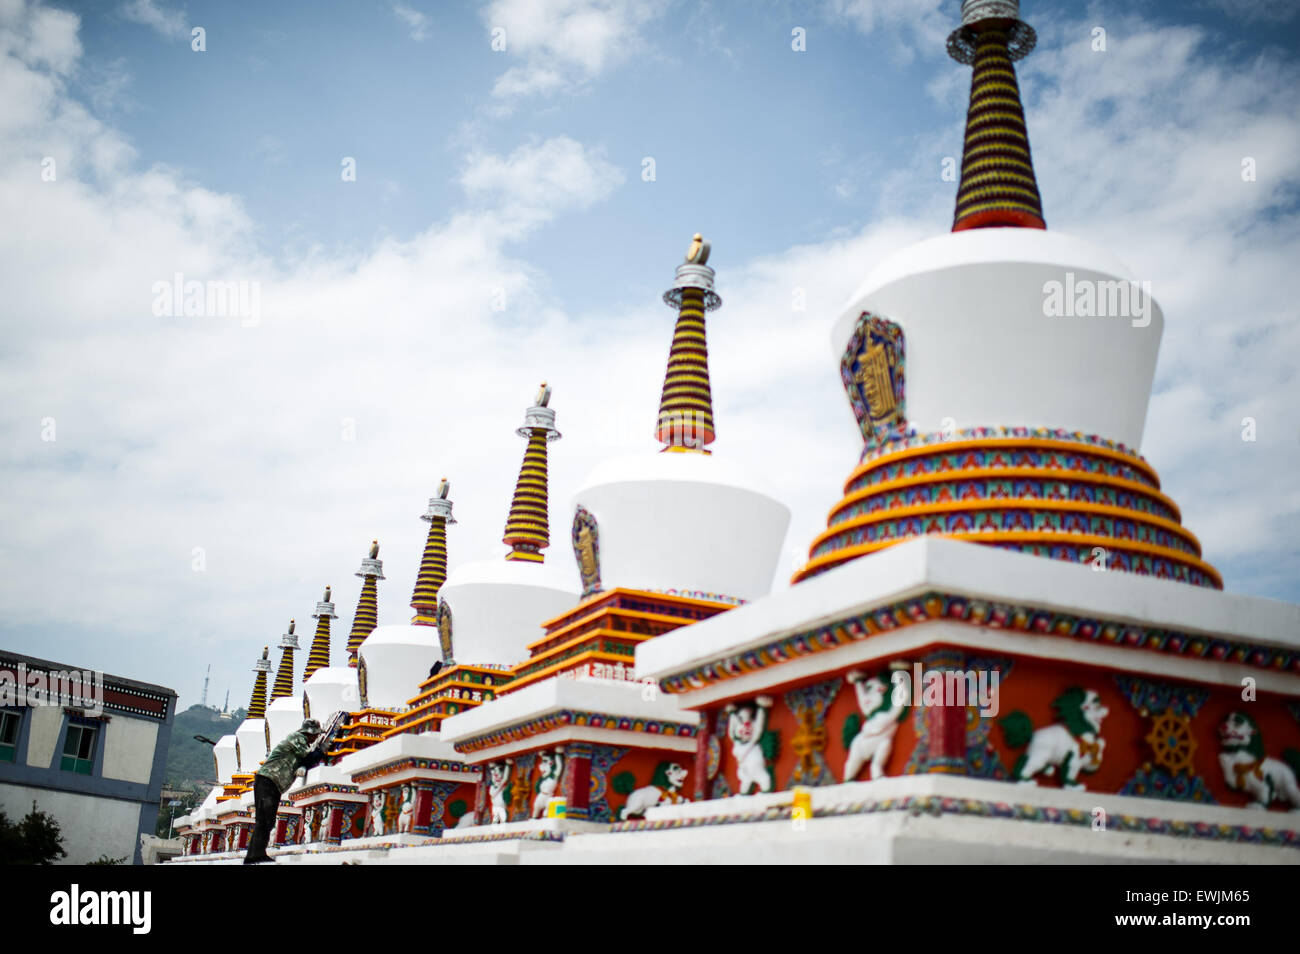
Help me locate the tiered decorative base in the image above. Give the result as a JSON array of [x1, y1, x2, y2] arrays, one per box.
[[796, 428, 1221, 589]]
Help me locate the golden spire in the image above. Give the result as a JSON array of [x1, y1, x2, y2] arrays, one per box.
[[658, 234, 721, 450], [271, 620, 297, 700], [247, 647, 270, 719], [947, 0, 1045, 231], [504, 384, 561, 562], [347, 541, 385, 664], [412, 482, 455, 625], [302, 586, 336, 681]]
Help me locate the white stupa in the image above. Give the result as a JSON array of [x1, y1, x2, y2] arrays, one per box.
[[572, 238, 790, 604], [300, 586, 359, 722], [358, 493, 446, 709], [436, 387, 579, 667], [265, 619, 304, 748], [232, 647, 271, 773]]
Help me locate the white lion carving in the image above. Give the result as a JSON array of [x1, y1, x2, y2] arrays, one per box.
[[1001, 687, 1108, 790], [1218, 711, 1300, 810], [619, 762, 689, 819]]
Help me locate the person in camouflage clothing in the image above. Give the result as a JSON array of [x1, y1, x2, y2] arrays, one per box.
[[243, 718, 326, 865]]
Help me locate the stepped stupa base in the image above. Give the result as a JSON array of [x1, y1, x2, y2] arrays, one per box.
[[166, 775, 1299, 865]]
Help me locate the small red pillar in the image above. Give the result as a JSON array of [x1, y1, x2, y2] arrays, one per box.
[[562, 743, 593, 820]]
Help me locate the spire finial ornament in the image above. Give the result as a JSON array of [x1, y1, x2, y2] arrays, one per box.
[[658, 234, 720, 450], [412, 480, 455, 625], [348, 540, 385, 665], [271, 619, 299, 700], [504, 386, 561, 562], [248, 646, 271, 719], [947, 0, 1045, 231], [303, 585, 337, 681], [685, 232, 710, 265]]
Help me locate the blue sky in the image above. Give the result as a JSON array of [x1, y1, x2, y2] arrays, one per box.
[[3, 0, 1298, 711]]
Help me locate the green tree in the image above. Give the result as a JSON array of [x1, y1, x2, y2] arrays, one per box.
[[0, 802, 67, 865]]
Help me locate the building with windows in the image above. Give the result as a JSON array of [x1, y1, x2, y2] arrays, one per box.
[[0, 650, 176, 865]]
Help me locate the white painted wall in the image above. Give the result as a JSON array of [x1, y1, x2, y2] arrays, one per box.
[[25, 705, 62, 768], [101, 717, 158, 784], [0, 784, 143, 864]]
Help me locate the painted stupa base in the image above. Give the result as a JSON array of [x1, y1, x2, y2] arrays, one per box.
[[286, 765, 367, 847], [797, 428, 1220, 589], [636, 539, 1298, 838], [337, 732, 480, 838], [167, 770, 1299, 864], [273, 802, 303, 848], [440, 677, 700, 825], [216, 801, 254, 854], [559, 774, 1299, 864]]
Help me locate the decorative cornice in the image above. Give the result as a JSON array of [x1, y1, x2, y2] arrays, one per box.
[[453, 709, 698, 754], [656, 590, 1300, 695], [350, 757, 479, 784]]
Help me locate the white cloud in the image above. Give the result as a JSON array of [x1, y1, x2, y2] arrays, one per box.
[[0, 0, 80, 73], [823, 0, 949, 62], [484, 0, 669, 99], [120, 0, 187, 40], [391, 3, 430, 42], [458, 135, 625, 228], [1200, 0, 1300, 23]]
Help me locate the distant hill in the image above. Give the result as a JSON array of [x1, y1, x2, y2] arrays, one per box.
[[152, 704, 248, 837], [163, 704, 248, 791]]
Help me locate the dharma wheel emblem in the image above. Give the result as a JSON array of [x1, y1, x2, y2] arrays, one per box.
[[840, 312, 906, 451], [1144, 711, 1196, 776], [571, 506, 602, 598]]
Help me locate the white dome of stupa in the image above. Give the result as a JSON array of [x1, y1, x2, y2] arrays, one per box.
[[571, 450, 790, 602], [265, 695, 304, 749], [234, 718, 267, 773], [833, 227, 1161, 451], [358, 622, 442, 707], [438, 557, 578, 666], [213, 736, 237, 784], [302, 666, 359, 722]]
